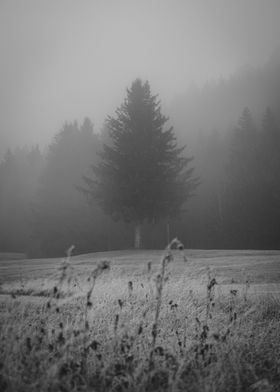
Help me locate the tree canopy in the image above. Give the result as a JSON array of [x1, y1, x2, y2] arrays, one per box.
[[84, 79, 198, 247]]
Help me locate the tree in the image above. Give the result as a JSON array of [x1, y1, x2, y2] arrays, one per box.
[[33, 119, 105, 256], [0, 146, 43, 254], [225, 108, 259, 247], [85, 79, 198, 248], [257, 108, 280, 248]]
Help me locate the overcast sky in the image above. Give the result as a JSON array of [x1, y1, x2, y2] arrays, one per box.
[[1, 0, 280, 155]]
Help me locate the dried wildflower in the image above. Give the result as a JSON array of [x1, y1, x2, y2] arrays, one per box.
[[154, 346, 164, 356], [25, 337, 32, 352], [57, 332, 65, 345], [128, 281, 133, 294], [200, 325, 209, 342], [177, 242, 184, 250], [114, 314, 119, 332], [98, 260, 110, 270], [118, 299, 123, 308], [151, 323, 157, 338], [89, 340, 100, 350], [207, 278, 217, 291], [66, 245, 75, 258]]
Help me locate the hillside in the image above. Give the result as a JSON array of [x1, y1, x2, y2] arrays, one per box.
[[1, 248, 280, 391], [1, 249, 280, 297]]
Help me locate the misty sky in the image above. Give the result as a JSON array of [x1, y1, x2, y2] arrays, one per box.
[[1, 0, 280, 155]]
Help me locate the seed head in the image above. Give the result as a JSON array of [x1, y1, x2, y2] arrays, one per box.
[[98, 260, 110, 270], [118, 299, 123, 309]]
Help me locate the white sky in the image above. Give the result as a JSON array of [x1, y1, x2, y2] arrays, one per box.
[[1, 0, 280, 154]]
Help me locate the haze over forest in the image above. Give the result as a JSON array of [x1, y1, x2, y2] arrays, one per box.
[[1, 0, 280, 255], [1, 0, 280, 154]]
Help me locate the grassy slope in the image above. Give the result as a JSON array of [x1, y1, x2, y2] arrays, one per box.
[[0, 249, 280, 391], [1, 249, 280, 294]]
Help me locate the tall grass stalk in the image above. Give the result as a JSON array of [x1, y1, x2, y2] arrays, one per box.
[[148, 238, 184, 371]]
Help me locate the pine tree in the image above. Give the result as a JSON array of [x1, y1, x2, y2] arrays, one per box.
[[261, 108, 280, 169], [257, 108, 280, 248], [34, 119, 104, 256], [228, 107, 257, 181], [225, 108, 259, 247], [0, 147, 43, 254], [85, 79, 198, 248]]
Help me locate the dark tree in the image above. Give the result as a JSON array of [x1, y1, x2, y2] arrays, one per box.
[[33, 119, 104, 256], [225, 108, 259, 247], [85, 79, 198, 248], [257, 108, 280, 247], [0, 146, 43, 254]]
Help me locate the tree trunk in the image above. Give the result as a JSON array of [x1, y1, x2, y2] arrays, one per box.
[[134, 224, 142, 249]]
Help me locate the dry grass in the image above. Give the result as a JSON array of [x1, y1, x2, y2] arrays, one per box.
[[0, 242, 280, 392]]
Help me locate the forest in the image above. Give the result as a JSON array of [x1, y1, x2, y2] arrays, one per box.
[[1, 55, 280, 257]]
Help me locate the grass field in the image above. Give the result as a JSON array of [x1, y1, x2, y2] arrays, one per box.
[[0, 244, 280, 391]]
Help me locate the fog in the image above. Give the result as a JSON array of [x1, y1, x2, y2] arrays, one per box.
[[1, 0, 280, 155]]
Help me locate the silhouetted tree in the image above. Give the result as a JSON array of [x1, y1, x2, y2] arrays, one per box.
[[33, 119, 105, 256], [0, 146, 43, 254], [85, 79, 198, 248], [256, 108, 280, 247], [225, 108, 260, 247], [169, 54, 280, 249]]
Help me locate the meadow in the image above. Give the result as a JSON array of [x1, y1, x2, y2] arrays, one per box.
[[0, 241, 280, 392]]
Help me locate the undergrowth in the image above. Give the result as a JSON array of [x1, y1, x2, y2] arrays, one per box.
[[0, 240, 279, 392]]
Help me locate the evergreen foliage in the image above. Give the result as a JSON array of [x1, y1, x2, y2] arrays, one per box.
[[0, 146, 43, 253], [33, 119, 104, 256], [85, 79, 198, 246]]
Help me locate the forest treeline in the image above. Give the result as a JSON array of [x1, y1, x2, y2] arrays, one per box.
[[1, 58, 280, 256]]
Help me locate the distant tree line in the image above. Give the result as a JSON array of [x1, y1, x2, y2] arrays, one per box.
[[176, 107, 280, 249], [1, 77, 280, 256]]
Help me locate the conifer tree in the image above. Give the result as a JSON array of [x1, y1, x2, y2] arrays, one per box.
[[225, 108, 259, 247], [257, 108, 280, 247], [85, 79, 198, 248], [34, 119, 102, 256]]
